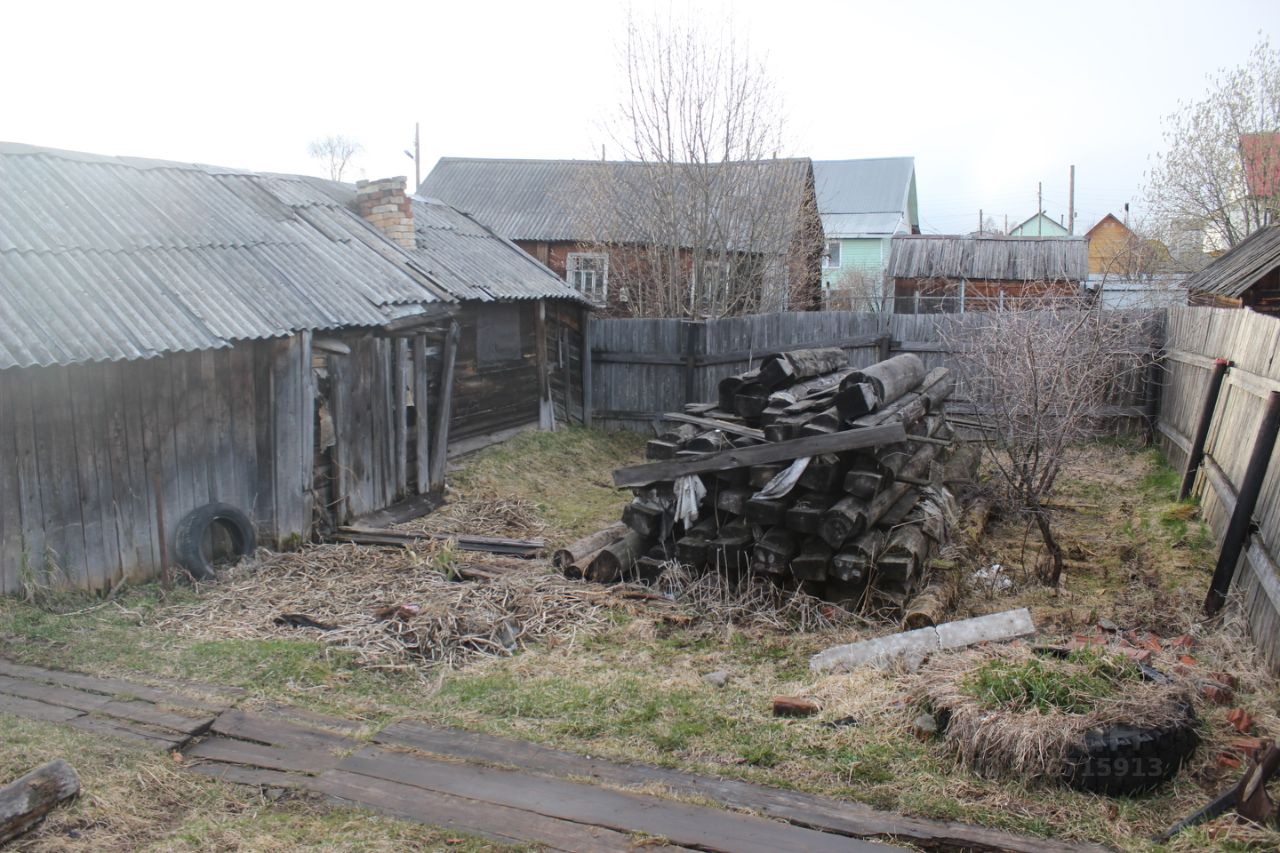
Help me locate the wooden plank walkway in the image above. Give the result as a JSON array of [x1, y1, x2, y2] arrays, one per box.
[[0, 659, 1110, 853], [0, 659, 239, 751]]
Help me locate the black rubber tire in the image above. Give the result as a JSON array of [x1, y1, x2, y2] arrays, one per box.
[[1064, 702, 1199, 796], [174, 502, 256, 580]]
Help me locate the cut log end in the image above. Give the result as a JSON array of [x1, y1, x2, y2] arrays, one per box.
[[0, 759, 81, 846]]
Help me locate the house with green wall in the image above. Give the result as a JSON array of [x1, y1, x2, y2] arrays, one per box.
[[812, 158, 919, 308], [1008, 211, 1070, 237]]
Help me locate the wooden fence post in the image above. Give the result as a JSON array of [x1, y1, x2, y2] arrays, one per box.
[[428, 321, 459, 493], [683, 320, 703, 407], [1179, 358, 1230, 501], [535, 300, 555, 431], [581, 308, 593, 428], [1205, 389, 1280, 615], [413, 335, 430, 494]]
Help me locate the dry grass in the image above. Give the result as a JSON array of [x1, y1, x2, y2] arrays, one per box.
[[914, 646, 1193, 783], [155, 542, 622, 675], [400, 491, 548, 539]]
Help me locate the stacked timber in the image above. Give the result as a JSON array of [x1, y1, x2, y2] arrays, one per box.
[[566, 349, 980, 620]]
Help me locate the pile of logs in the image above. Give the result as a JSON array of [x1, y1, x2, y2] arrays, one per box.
[[556, 348, 980, 620]]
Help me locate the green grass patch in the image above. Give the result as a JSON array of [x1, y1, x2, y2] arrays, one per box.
[[963, 648, 1142, 714]]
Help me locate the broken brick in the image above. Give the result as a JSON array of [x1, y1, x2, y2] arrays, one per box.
[[772, 696, 819, 718], [1179, 654, 1197, 666], [1217, 752, 1242, 769], [1199, 680, 1235, 705], [1228, 737, 1267, 757], [1225, 708, 1254, 734], [1171, 634, 1195, 649], [1209, 671, 1239, 690]]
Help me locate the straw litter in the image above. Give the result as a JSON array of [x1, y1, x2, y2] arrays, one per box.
[[156, 541, 623, 674]]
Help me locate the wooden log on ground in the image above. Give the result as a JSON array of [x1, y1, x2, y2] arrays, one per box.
[[759, 348, 848, 390], [658, 423, 700, 444], [819, 496, 867, 549], [661, 412, 765, 442], [751, 527, 797, 576], [957, 496, 993, 552], [675, 518, 719, 569], [798, 454, 846, 492], [564, 547, 605, 580], [710, 518, 753, 573], [832, 530, 884, 584], [586, 531, 656, 584], [851, 367, 954, 430], [744, 496, 789, 525], [819, 442, 941, 548], [791, 538, 834, 582], [876, 524, 930, 585], [718, 370, 759, 413], [645, 439, 680, 460], [0, 759, 80, 845], [611, 422, 906, 488], [332, 527, 544, 558], [902, 583, 951, 630], [836, 354, 926, 420], [622, 502, 665, 538], [943, 444, 981, 485], [785, 492, 838, 534], [687, 430, 734, 453], [716, 487, 755, 515]]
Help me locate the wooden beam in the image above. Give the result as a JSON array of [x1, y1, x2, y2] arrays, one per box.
[[412, 335, 430, 494], [393, 338, 408, 499], [612, 423, 906, 488], [581, 308, 594, 428], [534, 301, 555, 431], [429, 321, 459, 492], [0, 759, 81, 845], [659, 412, 766, 441]]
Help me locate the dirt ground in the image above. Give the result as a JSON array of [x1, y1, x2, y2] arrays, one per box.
[[2, 427, 1279, 851]]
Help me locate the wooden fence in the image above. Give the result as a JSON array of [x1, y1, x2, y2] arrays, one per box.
[[1157, 307, 1280, 672], [588, 310, 1156, 429]]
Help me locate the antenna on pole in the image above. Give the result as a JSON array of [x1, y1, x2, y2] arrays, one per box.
[[414, 122, 420, 189]]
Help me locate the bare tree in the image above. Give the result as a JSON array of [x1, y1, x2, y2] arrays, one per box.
[[1145, 35, 1280, 250], [308, 134, 363, 182], [825, 265, 890, 312], [575, 10, 823, 318], [938, 298, 1154, 585]]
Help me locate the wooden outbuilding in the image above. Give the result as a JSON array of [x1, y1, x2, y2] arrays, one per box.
[[888, 234, 1088, 313], [0, 143, 585, 594], [1185, 224, 1280, 315]]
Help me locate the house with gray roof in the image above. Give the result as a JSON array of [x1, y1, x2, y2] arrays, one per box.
[[0, 142, 585, 594], [812, 158, 919, 305], [419, 157, 823, 316]]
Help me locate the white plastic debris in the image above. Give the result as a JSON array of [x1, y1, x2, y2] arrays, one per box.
[[673, 475, 707, 528], [755, 457, 811, 500], [971, 563, 1013, 592]]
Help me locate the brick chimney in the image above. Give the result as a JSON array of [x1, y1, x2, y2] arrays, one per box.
[[356, 176, 415, 250]]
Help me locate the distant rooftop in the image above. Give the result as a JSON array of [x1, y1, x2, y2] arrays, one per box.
[[812, 157, 917, 237]]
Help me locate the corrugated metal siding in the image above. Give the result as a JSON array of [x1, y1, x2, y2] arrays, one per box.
[[0, 143, 448, 370], [407, 198, 586, 303], [418, 156, 812, 249], [888, 235, 1088, 281]]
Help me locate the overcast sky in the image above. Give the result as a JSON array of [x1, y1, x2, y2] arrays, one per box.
[[3, 0, 1274, 235]]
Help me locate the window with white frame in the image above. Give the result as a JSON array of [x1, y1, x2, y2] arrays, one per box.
[[566, 253, 608, 302], [822, 239, 842, 269]]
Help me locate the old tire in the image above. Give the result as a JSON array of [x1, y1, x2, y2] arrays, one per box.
[[175, 502, 256, 580], [1064, 703, 1199, 796]]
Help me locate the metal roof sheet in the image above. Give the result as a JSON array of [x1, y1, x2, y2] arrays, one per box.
[[0, 142, 450, 369], [418, 156, 814, 249], [1185, 225, 1280, 298], [813, 158, 914, 212], [889, 235, 1089, 282], [820, 212, 905, 237], [406, 197, 587, 303]]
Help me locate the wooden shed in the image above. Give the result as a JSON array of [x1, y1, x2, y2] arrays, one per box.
[[888, 234, 1088, 313], [0, 143, 583, 594], [1185, 224, 1280, 315]]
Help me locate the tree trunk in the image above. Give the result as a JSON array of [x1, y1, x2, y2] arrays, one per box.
[[1034, 511, 1064, 586], [0, 759, 80, 845]]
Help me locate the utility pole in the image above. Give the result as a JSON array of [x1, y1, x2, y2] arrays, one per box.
[[1068, 165, 1075, 235], [1037, 182, 1043, 236], [979, 208, 983, 234], [1004, 213, 1008, 234]]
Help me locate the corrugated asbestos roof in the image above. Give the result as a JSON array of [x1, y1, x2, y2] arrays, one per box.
[[0, 142, 452, 369], [813, 158, 915, 237], [418, 156, 813, 249], [406, 196, 587, 303], [888, 235, 1089, 281], [1185, 225, 1280, 298]]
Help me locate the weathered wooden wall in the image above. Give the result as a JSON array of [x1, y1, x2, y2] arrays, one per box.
[[0, 334, 313, 595], [591, 310, 1155, 430], [1157, 306, 1280, 673]]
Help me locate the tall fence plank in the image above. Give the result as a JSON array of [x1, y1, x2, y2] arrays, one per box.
[[1158, 306, 1280, 673]]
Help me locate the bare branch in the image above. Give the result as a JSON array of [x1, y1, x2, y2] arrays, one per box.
[[308, 134, 363, 182]]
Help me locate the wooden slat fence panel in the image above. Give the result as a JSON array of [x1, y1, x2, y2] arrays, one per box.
[[1158, 306, 1280, 673]]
